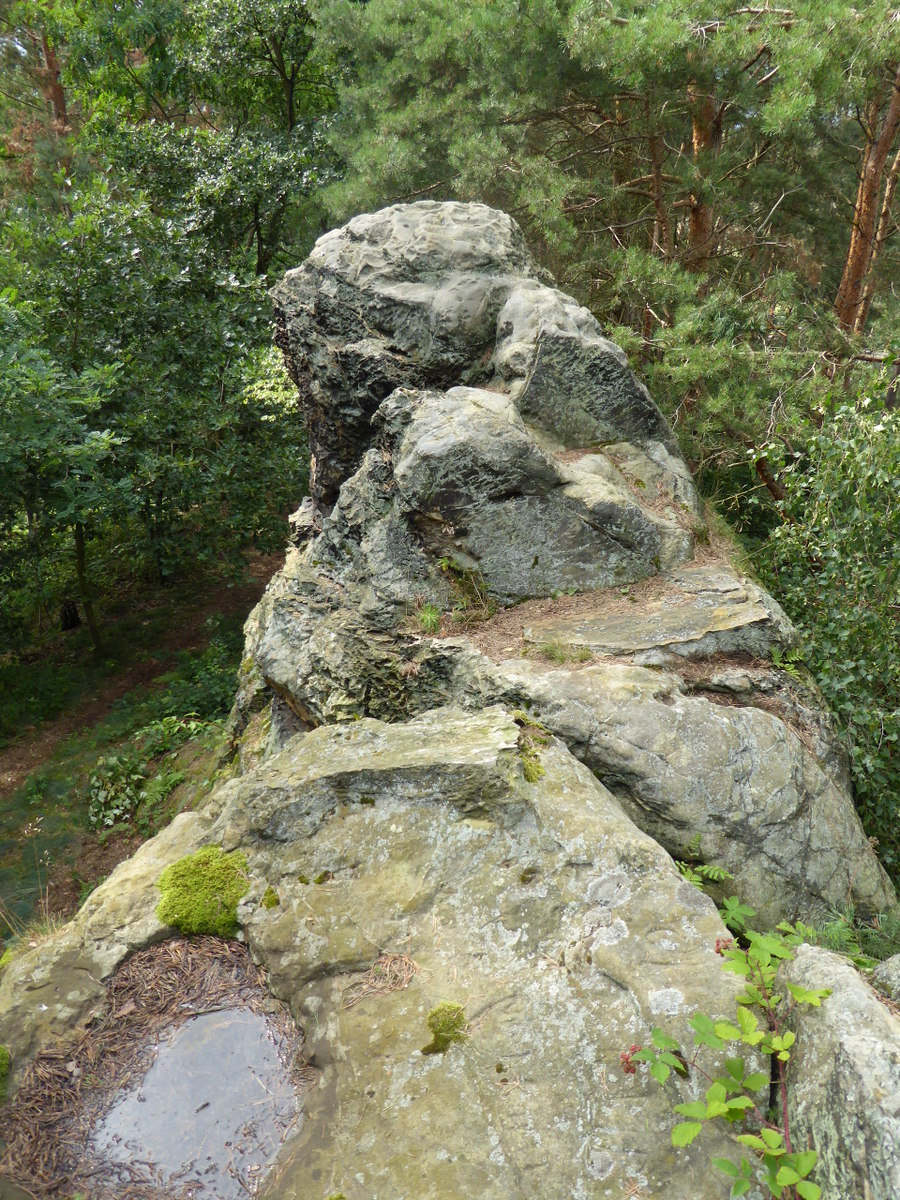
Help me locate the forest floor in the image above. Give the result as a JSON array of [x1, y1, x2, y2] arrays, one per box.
[[0, 553, 282, 938]]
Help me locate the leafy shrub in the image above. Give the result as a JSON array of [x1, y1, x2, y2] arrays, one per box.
[[147, 630, 243, 721], [758, 401, 900, 875], [87, 755, 147, 829], [630, 910, 829, 1199], [134, 714, 214, 758]]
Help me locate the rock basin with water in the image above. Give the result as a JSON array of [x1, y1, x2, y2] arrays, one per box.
[[91, 1007, 299, 1198]]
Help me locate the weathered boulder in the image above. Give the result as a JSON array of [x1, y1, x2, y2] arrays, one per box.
[[0, 811, 209, 1068], [783, 945, 900, 1200], [873, 953, 900, 1000], [232, 200, 893, 928], [2, 706, 759, 1198]]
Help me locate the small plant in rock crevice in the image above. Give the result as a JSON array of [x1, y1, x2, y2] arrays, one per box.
[[624, 900, 829, 1200], [416, 602, 442, 635]]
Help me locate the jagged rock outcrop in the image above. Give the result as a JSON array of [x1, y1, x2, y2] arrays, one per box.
[[238, 200, 893, 927], [2, 202, 898, 1200]]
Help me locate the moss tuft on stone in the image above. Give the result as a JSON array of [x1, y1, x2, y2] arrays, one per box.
[[0, 946, 13, 973], [262, 885, 280, 909], [0, 1044, 10, 1104], [155, 845, 250, 937], [421, 1001, 468, 1055]]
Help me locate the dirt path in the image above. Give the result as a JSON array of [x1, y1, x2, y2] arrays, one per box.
[[0, 554, 280, 800]]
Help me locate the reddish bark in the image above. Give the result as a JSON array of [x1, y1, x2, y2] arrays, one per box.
[[835, 66, 900, 332], [686, 86, 723, 270]]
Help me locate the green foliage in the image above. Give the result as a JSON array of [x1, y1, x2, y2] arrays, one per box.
[[135, 715, 215, 759], [416, 603, 442, 635], [780, 906, 900, 969], [630, 922, 829, 1199], [147, 632, 245, 723], [535, 641, 592, 665], [677, 834, 735, 891], [421, 1002, 468, 1055], [262, 885, 280, 909], [0, 1043, 10, 1104], [758, 402, 900, 874], [87, 754, 147, 830], [155, 845, 249, 937]]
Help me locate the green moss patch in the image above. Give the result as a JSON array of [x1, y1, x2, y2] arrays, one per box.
[[262, 885, 280, 910], [421, 1002, 468, 1055], [0, 1044, 10, 1104], [155, 845, 249, 937]]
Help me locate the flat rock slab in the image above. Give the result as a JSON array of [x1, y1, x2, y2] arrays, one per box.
[[523, 564, 793, 661], [212, 705, 750, 1200]]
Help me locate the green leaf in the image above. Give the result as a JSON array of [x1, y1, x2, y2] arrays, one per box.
[[725, 1057, 746, 1083], [651, 1028, 680, 1050], [776, 1165, 801, 1186], [731, 1182, 751, 1198], [737, 1134, 768, 1151], [796, 1182, 821, 1200], [787, 982, 832, 1006], [650, 1061, 671, 1084], [759, 1127, 785, 1150], [712, 1157, 741, 1178], [673, 1101, 708, 1119], [743, 1072, 769, 1092], [671, 1122, 703, 1147], [715, 1021, 742, 1040], [794, 1150, 817, 1177]]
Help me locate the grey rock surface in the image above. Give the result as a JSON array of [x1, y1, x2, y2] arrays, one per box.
[[231, 200, 893, 928], [2, 706, 755, 1199], [492, 660, 896, 928], [873, 953, 900, 1000], [522, 563, 793, 663], [3, 203, 896, 1200], [783, 945, 900, 1200]]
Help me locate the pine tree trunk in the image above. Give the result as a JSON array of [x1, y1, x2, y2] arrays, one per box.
[[835, 67, 900, 332], [685, 86, 723, 270]]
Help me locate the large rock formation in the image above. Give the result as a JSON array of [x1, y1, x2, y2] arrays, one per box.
[[2, 202, 898, 1200], [239, 200, 893, 928]]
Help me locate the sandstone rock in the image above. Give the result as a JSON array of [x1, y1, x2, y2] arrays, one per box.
[[522, 563, 793, 663], [230, 200, 894, 930], [873, 953, 900, 1000], [222, 706, 751, 1200], [783, 945, 900, 1200], [493, 659, 895, 927], [0, 812, 209, 1078], [1, 706, 759, 1199]]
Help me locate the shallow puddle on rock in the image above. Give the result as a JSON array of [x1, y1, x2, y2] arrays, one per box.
[[90, 1006, 299, 1197]]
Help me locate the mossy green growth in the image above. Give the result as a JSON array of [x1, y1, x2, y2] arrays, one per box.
[[0, 1044, 10, 1104], [421, 1002, 468, 1055], [0, 946, 13, 973], [155, 845, 249, 937], [513, 711, 549, 783], [262, 886, 280, 909]]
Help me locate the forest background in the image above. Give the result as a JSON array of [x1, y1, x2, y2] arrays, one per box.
[[1, 0, 899, 884]]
